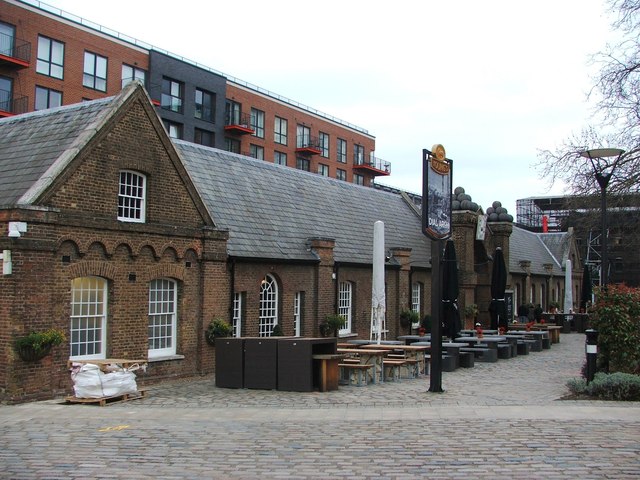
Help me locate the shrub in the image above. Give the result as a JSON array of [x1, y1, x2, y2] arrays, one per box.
[[589, 284, 640, 374], [14, 328, 66, 361], [399, 309, 420, 328], [271, 324, 284, 336], [321, 314, 346, 337], [205, 318, 233, 345], [567, 372, 640, 401]]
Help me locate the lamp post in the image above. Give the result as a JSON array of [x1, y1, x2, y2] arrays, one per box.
[[579, 148, 625, 287]]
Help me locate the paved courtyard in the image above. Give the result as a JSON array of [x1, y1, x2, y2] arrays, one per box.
[[0, 332, 638, 479]]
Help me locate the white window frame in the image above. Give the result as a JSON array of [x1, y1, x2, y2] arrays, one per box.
[[118, 170, 146, 223], [294, 292, 302, 337], [259, 274, 278, 337], [233, 292, 243, 338], [148, 278, 177, 358], [70, 276, 107, 360], [338, 281, 352, 335], [411, 282, 422, 327]]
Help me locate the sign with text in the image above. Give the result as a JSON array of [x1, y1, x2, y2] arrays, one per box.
[[422, 145, 452, 240]]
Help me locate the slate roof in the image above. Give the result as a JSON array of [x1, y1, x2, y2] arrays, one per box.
[[0, 97, 116, 206], [509, 226, 569, 276], [175, 141, 431, 265]]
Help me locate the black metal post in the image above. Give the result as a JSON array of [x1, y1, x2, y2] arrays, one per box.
[[585, 329, 598, 384], [596, 175, 609, 287], [429, 239, 444, 392]]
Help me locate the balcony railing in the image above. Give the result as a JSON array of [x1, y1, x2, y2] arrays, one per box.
[[0, 33, 31, 68], [224, 112, 254, 135], [353, 154, 391, 176], [295, 135, 322, 155], [0, 92, 29, 116]]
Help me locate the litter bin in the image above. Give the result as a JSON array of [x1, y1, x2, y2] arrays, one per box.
[[215, 337, 244, 388], [562, 316, 572, 334]]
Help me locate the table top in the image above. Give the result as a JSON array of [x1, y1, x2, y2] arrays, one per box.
[[337, 348, 388, 355], [361, 344, 428, 351], [455, 336, 507, 344]]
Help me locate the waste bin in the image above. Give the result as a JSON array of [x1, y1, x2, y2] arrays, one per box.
[[562, 316, 572, 334], [244, 338, 278, 389], [277, 338, 337, 391], [215, 337, 244, 388]]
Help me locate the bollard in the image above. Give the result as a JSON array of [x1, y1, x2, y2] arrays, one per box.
[[585, 329, 598, 384]]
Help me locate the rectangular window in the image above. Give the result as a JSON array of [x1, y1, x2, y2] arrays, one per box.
[[297, 124, 311, 148], [161, 77, 183, 113], [36, 35, 64, 79], [319, 132, 329, 157], [121, 64, 146, 88], [225, 137, 241, 154], [83, 51, 107, 91], [274, 116, 287, 145], [354, 144, 365, 165], [233, 292, 243, 338], [251, 108, 265, 138], [296, 157, 310, 172], [250, 144, 264, 160], [70, 277, 107, 360], [118, 170, 146, 222], [148, 278, 177, 358], [318, 164, 329, 177], [195, 88, 215, 122], [35, 86, 62, 110], [336, 168, 346, 181], [274, 151, 287, 166], [194, 128, 214, 147], [225, 100, 242, 125], [353, 173, 364, 186], [0, 22, 15, 58], [411, 283, 422, 327], [337, 138, 347, 163], [294, 292, 303, 337], [0, 76, 12, 112], [163, 120, 183, 139], [338, 282, 352, 334]]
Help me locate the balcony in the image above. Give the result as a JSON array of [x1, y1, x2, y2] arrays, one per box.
[[0, 33, 31, 69], [353, 154, 391, 176], [224, 112, 254, 135], [295, 135, 322, 155], [0, 93, 28, 117]]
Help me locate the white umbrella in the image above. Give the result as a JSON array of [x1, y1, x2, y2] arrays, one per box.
[[370, 221, 386, 344], [564, 259, 573, 313]]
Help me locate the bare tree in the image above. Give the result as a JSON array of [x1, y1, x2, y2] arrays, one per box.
[[536, 0, 640, 197]]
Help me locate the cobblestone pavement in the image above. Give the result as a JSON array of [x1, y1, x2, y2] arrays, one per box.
[[1, 333, 638, 479]]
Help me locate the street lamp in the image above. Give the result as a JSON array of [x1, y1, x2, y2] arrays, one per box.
[[579, 148, 625, 287]]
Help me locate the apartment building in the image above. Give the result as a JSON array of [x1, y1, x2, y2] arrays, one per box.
[[0, 0, 389, 186]]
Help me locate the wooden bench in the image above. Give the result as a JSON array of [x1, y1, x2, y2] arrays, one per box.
[[383, 359, 407, 381], [338, 363, 374, 386]]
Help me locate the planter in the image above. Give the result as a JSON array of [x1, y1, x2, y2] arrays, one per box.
[[15, 343, 52, 362]]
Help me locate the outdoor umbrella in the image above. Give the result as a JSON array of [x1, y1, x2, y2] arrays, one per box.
[[442, 240, 462, 341], [488, 247, 508, 331], [580, 264, 593, 311], [564, 259, 573, 313], [370, 221, 386, 343]]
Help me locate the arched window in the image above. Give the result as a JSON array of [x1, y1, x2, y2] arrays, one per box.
[[148, 278, 177, 358], [338, 281, 353, 334], [259, 275, 278, 336], [70, 276, 107, 360]]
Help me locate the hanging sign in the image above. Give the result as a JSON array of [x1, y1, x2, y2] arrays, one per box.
[[422, 145, 453, 240]]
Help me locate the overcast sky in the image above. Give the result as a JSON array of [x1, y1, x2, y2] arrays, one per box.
[[43, 0, 617, 216]]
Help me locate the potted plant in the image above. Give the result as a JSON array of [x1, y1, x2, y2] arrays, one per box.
[[205, 318, 233, 346], [271, 324, 284, 336], [13, 328, 66, 362], [419, 314, 432, 336], [463, 304, 479, 329], [399, 309, 420, 333], [321, 314, 346, 337]]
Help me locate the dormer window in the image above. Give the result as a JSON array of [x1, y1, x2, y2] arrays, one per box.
[[118, 170, 146, 222]]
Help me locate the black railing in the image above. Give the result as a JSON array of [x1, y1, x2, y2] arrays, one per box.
[[296, 135, 322, 150], [354, 154, 391, 174], [0, 33, 31, 63], [0, 92, 29, 115], [225, 111, 252, 128]]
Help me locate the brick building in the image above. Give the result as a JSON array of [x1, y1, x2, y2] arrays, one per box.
[[0, 83, 584, 402], [0, 0, 387, 187]]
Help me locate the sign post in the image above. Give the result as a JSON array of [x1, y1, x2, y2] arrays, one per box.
[[422, 145, 453, 393]]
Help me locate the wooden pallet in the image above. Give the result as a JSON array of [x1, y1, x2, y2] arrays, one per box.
[[65, 389, 147, 407]]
